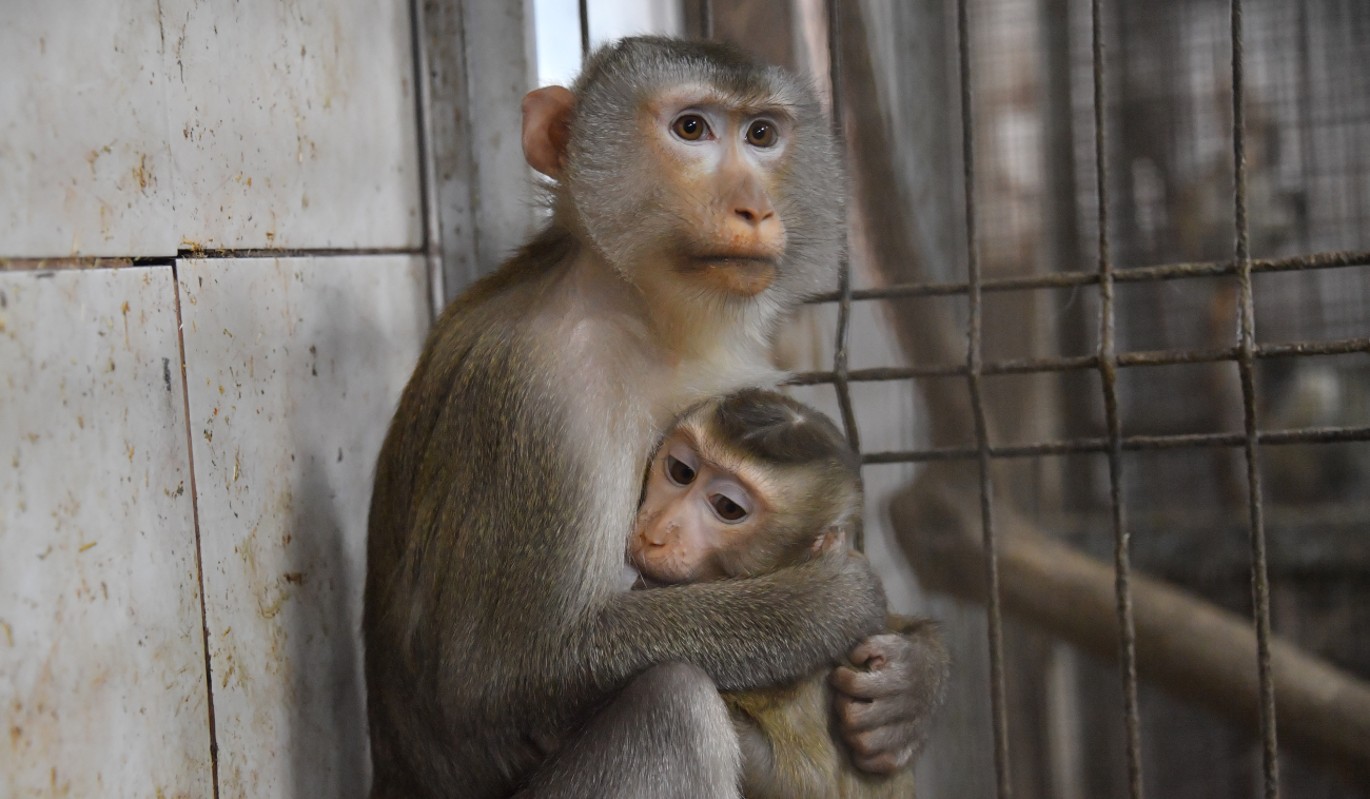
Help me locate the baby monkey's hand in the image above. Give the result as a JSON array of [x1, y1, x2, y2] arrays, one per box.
[[831, 617, 949, 774]]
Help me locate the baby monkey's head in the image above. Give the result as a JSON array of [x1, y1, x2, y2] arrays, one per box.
[[631, 389, 862, 585]]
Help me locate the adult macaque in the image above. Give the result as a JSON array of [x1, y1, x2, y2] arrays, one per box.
[[365, 37, 930, 798], [630, 389, 947, 799]]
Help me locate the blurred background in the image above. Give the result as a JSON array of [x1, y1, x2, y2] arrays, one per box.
[[2, 0, 1367, 797]]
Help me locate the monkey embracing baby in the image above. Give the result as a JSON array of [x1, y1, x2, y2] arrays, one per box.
[[365, 37, 946, 798], [629, 389, 947, 799]]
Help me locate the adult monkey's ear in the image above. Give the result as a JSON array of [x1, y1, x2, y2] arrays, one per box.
[[522, 86, 576, 179]]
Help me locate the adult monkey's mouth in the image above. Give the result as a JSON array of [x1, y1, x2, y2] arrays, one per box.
[[680, 254, 779, 296]]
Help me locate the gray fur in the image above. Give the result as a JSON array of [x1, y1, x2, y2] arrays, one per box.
[[650, 391, 946, 798], [364, 38, 882, 799], [563, 37, 845, 304]]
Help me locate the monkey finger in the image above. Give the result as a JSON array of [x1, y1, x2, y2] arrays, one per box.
[[830, 662, 908, 701], [830, 664, 878, 698], [847, 633, 907, 670], [834, 691, 914, 731], [850, 743, 916, 775], [843, 726, 916, 773], [827, 687, 915, 729]]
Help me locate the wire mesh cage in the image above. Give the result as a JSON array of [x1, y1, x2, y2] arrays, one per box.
[[678, 0, 1370, 797], [549, 0, 1366, 796]]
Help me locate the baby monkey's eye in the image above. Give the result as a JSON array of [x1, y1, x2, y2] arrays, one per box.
[[671, 114, 710, 141], [710, 494, 748, 523], [746, 119, 777, 147], [666, 454, 697, 485]]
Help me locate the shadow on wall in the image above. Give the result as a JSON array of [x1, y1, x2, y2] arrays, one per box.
[[284, 455, 370, 796], [277, 292, 391, 798], [183, 256, 427, 797]]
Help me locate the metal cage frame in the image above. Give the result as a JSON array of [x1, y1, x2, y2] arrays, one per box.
[[671, 1, 1370, 798]]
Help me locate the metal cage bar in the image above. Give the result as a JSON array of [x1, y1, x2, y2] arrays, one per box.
[[1230, 0, 1281, 795], [805, 249, 1370, 303], [1090, 0, 1145, 794], [790, 336, 1370, 386], [793, 0, 1370, 793], [826, 0, 863, 473], [408, 0, 446, 320], [859, 424, 1370, 465], [579, 0, 591, 57], [955, 1, 1013, 795]]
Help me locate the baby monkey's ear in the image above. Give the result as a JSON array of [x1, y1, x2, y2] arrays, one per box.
[[811, 526, 849, 555]]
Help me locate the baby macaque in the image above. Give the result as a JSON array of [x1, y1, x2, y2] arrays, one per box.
[[631, 388, 940, 799]]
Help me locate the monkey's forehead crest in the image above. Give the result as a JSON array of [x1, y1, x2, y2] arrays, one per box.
[[646, 82, 799, 118], [575, 36, 817, 112]]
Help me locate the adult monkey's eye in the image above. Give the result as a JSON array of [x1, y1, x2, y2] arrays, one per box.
[[671, 114, 709, 141], [666, 455, 697, 485], [710, 494, 749, 523], [746, 119, 777, 147]]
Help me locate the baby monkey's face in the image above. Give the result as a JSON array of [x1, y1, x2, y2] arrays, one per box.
[[630, 431, 768, 585]]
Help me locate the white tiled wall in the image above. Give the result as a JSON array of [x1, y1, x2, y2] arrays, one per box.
[[0, 267, 210, 797], [0, 1, 432, 796], [164, 0, 421, 250], [0, 0, 178, 257], [181, 256, 426, 797], [1, 0, 421, 258]]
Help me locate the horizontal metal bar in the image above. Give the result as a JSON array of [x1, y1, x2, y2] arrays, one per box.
[[1059, 505, 1370, 574], [787, 337, 1370, 385], [861, 424, 1370, 464], [805, 249, 1370, 304]]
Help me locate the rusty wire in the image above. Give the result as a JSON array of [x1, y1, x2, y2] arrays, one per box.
[[860, 424, 1370, 465], [954, 0, 1013, 795], [805, 249, 1370, 304], [826, 0, 859, 451], [1090, 0, 1145, 794], [798, 0, 1366, 793], [825, 0, 864, 550], [789, 336, 1370, 383], [1230, 0, 1281, 794]]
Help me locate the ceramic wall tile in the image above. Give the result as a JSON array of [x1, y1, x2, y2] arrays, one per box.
[[163, 0, 422, 250], [0, 267, 211, 797], [0, 1, 178, 257], [178, 256, 427, 797]]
